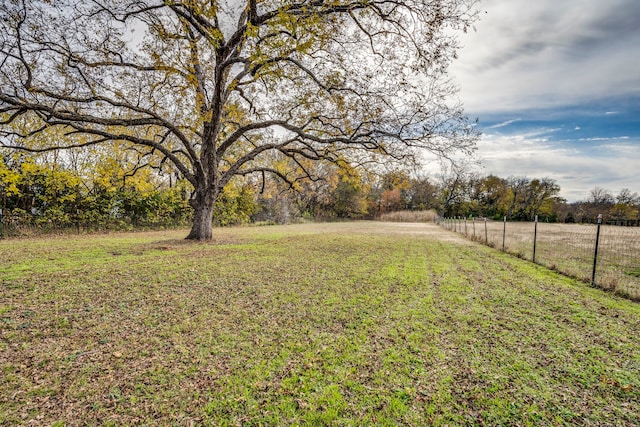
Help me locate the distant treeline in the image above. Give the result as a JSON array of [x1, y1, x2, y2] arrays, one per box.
[[1, 151, 638, 236], [434, 173, 639, 226]]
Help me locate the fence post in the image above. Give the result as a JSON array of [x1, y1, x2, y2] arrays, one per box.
[[472, 217, 476, 237], [502, 216, 507, 251], [591, 214, 603, 287], [464, 217, 467, 235], [484, 217, 488, 243], [533, 215, 538, 263], [0, 208, 3, 239]]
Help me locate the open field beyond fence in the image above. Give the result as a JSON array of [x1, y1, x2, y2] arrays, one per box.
[[1, 222, 639, 425], [440, 218, 640, 301]]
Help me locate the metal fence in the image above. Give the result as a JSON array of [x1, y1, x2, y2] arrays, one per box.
[[438, 216, 640, 301]]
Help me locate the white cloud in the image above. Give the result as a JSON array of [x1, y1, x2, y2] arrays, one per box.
[[578, 136, 630, 142], [476, 133, 640, 201], [450, 0, 640, 114], [485, 119, 521, 129]]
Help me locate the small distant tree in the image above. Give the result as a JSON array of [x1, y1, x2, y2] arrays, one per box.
[[504, 177, 529, 220], [406, 177, 438, 211], [477, 174, 508, 219], [380, 188, 404, 213], [1, 0, 479, 240], [332, 178, 368, 218], [436, 160, 477, 217], [522, 178, 561, 221], [582, 186, 615, 222], [588, 187, 615, 206], [616, 188, 639, 206], [609, 203, 638, 225], [564, 211, 575, 223]]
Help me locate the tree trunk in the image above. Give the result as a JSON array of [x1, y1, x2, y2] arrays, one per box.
[[186, 191, 215, 241]]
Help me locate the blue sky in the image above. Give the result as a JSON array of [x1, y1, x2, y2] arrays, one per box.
[[449, 0, 640, 201]]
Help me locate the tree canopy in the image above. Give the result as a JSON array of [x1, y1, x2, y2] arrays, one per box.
[[1, 0, 479, 239]]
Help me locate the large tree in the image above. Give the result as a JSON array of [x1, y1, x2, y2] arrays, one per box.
[[1, 0, 478, 240]]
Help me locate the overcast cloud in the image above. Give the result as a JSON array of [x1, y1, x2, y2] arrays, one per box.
[[448, 0, 640, 201]]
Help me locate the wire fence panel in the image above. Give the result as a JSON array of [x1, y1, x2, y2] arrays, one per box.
[[535, 223, 597, 283], [597, 225, 640, 297], [438, 217, 640, 301]]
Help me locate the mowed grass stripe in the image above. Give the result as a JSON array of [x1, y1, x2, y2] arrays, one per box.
[[0, 223, 638, 426]]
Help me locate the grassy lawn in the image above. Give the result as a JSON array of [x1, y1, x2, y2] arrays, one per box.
[[1, 222, 639, 426]]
